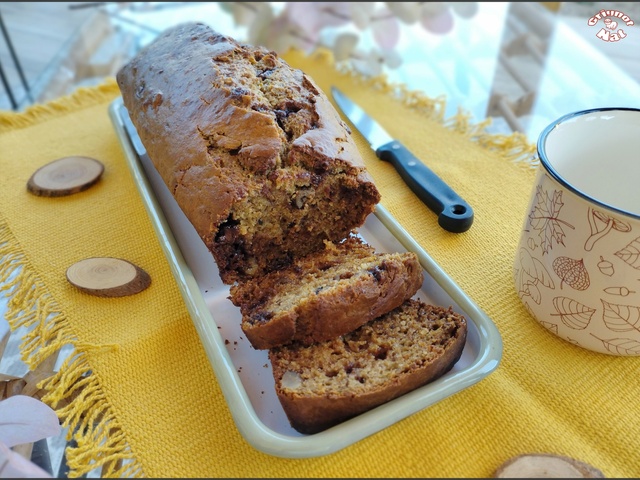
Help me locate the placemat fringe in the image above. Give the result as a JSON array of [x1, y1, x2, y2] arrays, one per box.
[[1, 217, 143, 478], [41, 355, 142, 478], [0, 78, 121, 131]]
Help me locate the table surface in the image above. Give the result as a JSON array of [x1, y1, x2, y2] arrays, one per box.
[[2, 2, 640, 477]]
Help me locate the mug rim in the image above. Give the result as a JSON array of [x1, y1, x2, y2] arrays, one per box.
[[537, 107, 640, 221]]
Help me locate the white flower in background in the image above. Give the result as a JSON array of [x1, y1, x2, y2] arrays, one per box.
[[220, 2, 478, 76]]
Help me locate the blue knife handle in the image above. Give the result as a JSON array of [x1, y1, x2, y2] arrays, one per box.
[[376, 140, 474, 233]]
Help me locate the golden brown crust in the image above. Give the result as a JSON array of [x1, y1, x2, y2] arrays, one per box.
[[229, 237, 424, 349], [117, 23, 380, 284], [269, 299, 467, 434]]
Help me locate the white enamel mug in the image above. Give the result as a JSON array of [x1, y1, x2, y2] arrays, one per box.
[[514, 108, 640, 356]]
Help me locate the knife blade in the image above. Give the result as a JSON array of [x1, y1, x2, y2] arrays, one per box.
[[331, 87, 474, 233]]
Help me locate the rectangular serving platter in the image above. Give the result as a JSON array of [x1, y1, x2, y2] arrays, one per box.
[[109, 97, 502, 458]]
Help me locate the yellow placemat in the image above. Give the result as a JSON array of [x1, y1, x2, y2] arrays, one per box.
[[1, 48, 638, 478]]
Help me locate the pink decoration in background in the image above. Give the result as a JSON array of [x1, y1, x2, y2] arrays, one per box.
[[219, 2, 479, 75]]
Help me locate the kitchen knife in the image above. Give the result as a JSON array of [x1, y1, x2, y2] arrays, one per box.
[[331, 87, 474, 233]]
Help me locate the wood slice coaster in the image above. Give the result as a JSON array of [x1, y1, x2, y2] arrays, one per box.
[[27, 156, 104, 197], [494, 453, 605, 478], [66, 257, 151, 298]]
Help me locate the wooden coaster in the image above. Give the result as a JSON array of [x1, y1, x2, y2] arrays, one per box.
[[27, 156, 104, 197], [494, 453, 605, 478], [66, 257, 151, 298]]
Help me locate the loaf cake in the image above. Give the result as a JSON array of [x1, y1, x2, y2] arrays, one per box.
[[269, 298, 468, 434], [116, 22, 381, 284], [229, 236, 424, 349]]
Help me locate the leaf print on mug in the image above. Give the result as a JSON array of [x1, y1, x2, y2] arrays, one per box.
[[528, 185, 575, 255], [589, 333, 640, 355], [615, 236, 640, 269], [552, 296, 595, 330], [516, 248, 555, 304], [601, 299, 640, 332]]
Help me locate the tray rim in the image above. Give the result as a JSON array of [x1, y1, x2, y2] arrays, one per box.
[[108, 97, 503, 458]]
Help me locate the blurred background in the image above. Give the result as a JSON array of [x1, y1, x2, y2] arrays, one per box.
[[1, 2, 639, 140]]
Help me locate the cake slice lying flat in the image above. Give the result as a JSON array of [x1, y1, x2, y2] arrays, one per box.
[[229, 236, 423, 350], [269, 298, 468, 434]]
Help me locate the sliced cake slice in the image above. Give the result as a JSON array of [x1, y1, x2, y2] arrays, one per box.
[[269, 298, 468, 434], [229, 236, 423, 350]]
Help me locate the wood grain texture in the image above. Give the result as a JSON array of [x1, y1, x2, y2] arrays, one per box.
[[494, 453, 606, 478], [66, 257, 151, 298], [26, 156, 104, 197]]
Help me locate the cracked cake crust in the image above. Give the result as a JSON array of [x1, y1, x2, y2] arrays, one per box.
[[117, 22, 381, 284]]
